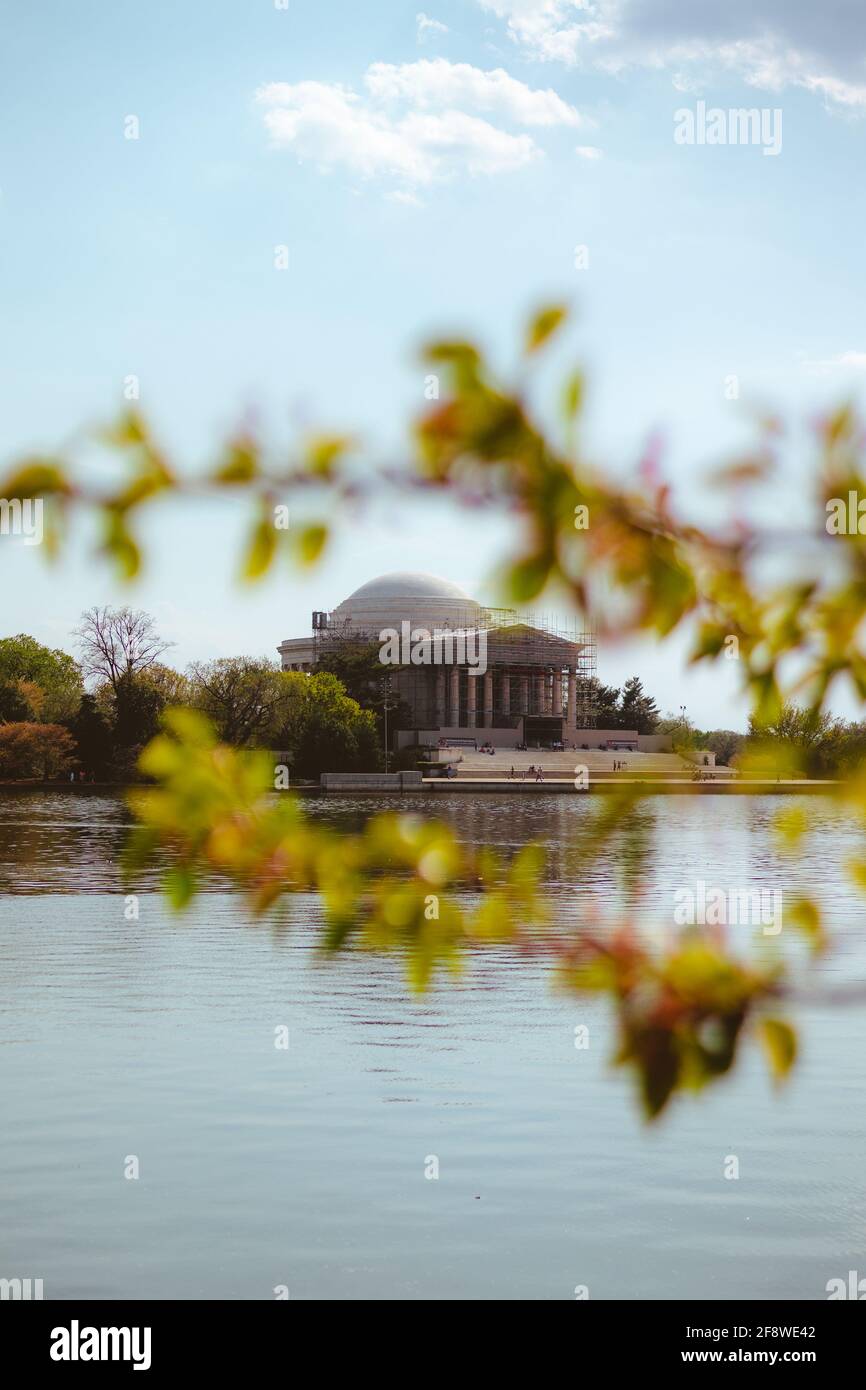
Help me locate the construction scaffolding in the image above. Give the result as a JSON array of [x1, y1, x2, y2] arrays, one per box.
[[312, 605, 599, 731]]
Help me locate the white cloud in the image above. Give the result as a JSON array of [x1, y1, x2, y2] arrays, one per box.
[[256, 60, 582, 188], [575, 143, 602, 158], [416, 12, 449, 44], [366, 58, 583, 127], [478, 0, 866, 109]]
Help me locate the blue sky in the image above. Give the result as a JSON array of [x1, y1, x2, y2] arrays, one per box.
[[3, 1, 866, 727]]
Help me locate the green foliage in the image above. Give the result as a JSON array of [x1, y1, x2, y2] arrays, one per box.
[[313, 636, 413, 739], [68, 693, 113, 780], [271, 670, 381, 779], [617, 676, 661, 734], [112, 671, 168, 763], [744, 703, 866, 778], [0, 634, 82, 722], [123, 709, 547, 991], [700, 729, 745, 767], [582, 676, 660, 732], [559, 928, 786, 1119], [314, 638, 383, 704], [186, 657, 282, 747]]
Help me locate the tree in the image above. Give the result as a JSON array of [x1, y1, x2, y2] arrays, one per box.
[[583, 678, 621, 728], [313, 636, 383, 706], [271, 670, 380, 779], [0, 722, 76, 780], [618, 676, 660, 733], [0, 680, 32, 722], [702, 729, 745, 767], [314, 636, 413, 741], [74, 607, 172, 694], [187, 657, 283, 746], [0, 634, 82, 722], [746, 704, 849, 778], [68, 694, 113, 779], [113, 672, 166, 756]]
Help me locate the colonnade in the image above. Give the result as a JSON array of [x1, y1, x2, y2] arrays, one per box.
[[431, 666, 580, 730]]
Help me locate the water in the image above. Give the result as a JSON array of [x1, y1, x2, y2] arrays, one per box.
[[1, 789, 865, 1300]]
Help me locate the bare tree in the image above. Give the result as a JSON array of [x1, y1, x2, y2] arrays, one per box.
[[75, 606, 173, 694]]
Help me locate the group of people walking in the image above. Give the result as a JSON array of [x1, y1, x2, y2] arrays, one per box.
[[508, 765, 544, 782]]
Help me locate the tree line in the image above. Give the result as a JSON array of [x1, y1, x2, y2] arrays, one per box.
[[0, 606, 379, 782], [4, 611, 856, 782]]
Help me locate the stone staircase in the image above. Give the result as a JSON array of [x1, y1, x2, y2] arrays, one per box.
[[431, 748, 735, 781]]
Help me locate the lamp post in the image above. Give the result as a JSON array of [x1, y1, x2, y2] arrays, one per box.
[[378, 675, 398, 774]]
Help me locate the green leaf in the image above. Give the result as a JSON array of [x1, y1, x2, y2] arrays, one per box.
[[758, 1017, 797, 1086], [526, 304, 568, 355], [0, 458, 70, 499], [213, 437, 259, 484], [304, 435, 352, 477], [101, 508, 141, 580], [241, 515, 277, 580], [293, 523, 328, 567], [505, 554, 550, 602], [562, 370, 584, 420], [102, 409, 148, 448], [164, 865, 196, 911]]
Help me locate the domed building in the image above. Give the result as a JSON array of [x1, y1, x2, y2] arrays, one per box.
[[278, 571, 598, 749], [329, 572, 483, 635]]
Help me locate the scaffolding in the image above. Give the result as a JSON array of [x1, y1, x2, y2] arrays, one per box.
[[312, 604, 599, 730], [482, 607, 597, 727]]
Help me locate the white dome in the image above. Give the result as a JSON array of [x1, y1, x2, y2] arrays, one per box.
[[330, 572, 481, 634]]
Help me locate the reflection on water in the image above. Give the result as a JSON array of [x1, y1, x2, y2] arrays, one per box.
[[1, 790, 865, 1300]]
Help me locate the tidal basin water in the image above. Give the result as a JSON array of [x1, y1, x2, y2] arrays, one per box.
[[1, 789, 865, 1301]]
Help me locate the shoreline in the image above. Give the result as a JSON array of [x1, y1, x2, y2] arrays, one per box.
[[0, 777, 840, 796]]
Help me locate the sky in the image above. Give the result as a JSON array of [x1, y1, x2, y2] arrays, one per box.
[[3, 0, 866, 728]]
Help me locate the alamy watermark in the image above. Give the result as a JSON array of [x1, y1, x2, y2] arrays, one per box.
[[50, 1322, 152, 1371], [0, 497, 43, 545], [674, 101, 782, 157], [826, 493, 866, 535], [378, 621, 487, 675], [674, 879, 782, 935], [0, 1276, 44, 1299]]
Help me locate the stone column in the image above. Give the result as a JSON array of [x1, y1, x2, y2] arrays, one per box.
[[535, 673, 546, 715], [552, 668, 563, 716], [483, 670, 494, 728], [567, 667, 577, 730], [450, 665, 460, 729], [466, 670, 476, 728], [520, 675, 530, 715], [501, 672, 511, 719], [435, 667, 446, 726]]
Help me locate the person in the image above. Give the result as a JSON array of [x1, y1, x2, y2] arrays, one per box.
[[535, 767, 544, 782]]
